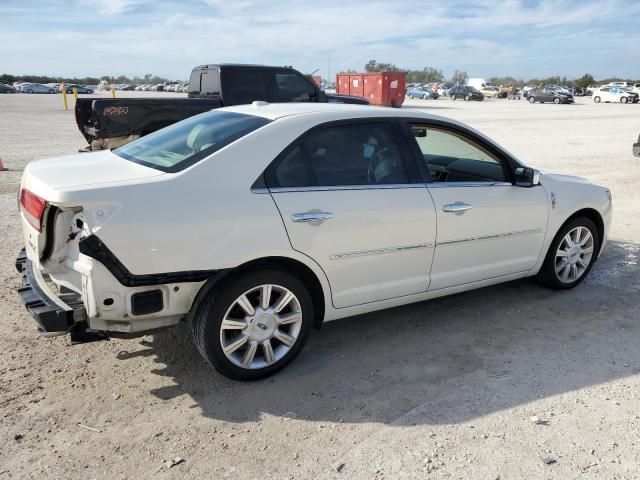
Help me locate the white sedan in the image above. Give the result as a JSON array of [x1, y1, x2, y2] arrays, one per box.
[[592, 86, 636, 103], [16, 103, 612, 380]]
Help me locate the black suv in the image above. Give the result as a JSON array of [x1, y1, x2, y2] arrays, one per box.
[[449, 85, 484, 101]]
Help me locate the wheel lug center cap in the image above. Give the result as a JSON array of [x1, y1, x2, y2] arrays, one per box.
[[249, 312, 276, 341]]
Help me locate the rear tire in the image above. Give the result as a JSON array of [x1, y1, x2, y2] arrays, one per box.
[[621, 96, 628, 104], [464, 95, 470, 101], [593, 96, 601, 103], [192, 268, 314, 380], [451, 94, 456, 101], [536, 217, 599, 290], [554, 97, 560, 104], [528, 96, 535, 104]]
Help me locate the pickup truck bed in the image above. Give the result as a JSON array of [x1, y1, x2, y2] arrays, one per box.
[[76, 98, 221, 149]]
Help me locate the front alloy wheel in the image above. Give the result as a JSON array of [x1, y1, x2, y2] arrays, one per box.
[[554, 97, 561, 104], [192, 268, 313, 380], [621, 96, 628, 104], [537, 217, 599, 289], [554, 226, 594, 284], [528, 96, 535, 103], [593, 96, 601, 103]]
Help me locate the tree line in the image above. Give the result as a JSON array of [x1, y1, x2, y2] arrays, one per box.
[[0, 73, 184, 85], [344, 61, 638, 88]]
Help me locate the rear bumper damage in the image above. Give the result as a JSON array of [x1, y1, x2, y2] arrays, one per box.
[[16, 249, 85, 336]]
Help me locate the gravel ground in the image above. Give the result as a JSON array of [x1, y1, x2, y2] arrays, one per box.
[[0, 91, 639, 479]]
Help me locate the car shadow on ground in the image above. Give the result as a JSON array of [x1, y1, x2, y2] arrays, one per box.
[[134, 240, 639, 425]]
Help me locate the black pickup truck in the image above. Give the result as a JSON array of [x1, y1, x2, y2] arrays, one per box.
[[76, 64, 369, 150]]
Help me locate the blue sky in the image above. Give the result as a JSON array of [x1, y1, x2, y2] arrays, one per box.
[[1, 0, 638, 81]]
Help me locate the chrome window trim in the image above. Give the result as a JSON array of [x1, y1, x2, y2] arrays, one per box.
[[330, 243, 434, 260], [427, 181, 513, 188], [266, 184, 427, 193], [437, 228, 542, 246]]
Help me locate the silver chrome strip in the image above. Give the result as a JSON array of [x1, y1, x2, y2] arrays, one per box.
[[330, 243, 434, 260], [428, 181, 513, 188], [269, 184, 427, 193], [437, 228, 542, 246]]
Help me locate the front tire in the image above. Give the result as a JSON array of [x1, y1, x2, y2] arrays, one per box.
[[621, 96, 628, 104], [554, 97, 560, 104], [536, 217, 599, 290], [451, 94, 456, 101], [192, 268, 313, 380], [528, 96, 535, 104], [593, 96, 601, 103]]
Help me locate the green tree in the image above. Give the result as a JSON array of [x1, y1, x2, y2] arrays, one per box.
[[364, 60, 400, 72], [575, 73, 595, 88], [450, 70, 468, 85]]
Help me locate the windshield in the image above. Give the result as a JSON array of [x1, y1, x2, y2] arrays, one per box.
[[114, 111, 270, 172]]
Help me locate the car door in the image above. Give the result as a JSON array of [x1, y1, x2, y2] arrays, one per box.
[[403, 122, 549, 291], [266, 120, 437, 308]]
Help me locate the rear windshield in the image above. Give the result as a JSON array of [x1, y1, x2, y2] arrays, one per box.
[[114, 111, 270, 172]]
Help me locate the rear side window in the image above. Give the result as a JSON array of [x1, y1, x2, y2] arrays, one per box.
[[200, 70, 220, 95], [114, 111, 270, 172], [274, 72, 316, 102], [266, 123, 411, 188], [221, 69, 268, 105]]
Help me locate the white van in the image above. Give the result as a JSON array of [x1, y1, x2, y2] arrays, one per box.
[[467, 78, 495, 90]]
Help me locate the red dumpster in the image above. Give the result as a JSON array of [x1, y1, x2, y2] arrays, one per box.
[[336, 71, 406, 107]]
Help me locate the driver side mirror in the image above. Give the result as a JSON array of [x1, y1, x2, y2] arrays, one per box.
[[514, 167, 540, 187]]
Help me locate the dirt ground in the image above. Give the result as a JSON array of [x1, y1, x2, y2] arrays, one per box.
[[1, 92, 639, 479]]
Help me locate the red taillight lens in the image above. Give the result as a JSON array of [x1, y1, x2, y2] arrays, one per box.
[[20, 189, 47, 232]]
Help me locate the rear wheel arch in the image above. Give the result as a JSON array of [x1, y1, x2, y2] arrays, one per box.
[[189, 256, 327, 330]]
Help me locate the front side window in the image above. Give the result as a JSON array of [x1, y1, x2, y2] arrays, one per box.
[[267, 123, 411, 188], [409, 125, 507, 183], [274, 72, 316, 102], [115, 111, 270, 172]]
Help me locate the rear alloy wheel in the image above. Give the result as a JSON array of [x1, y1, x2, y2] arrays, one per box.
[[537, 217, 599, 289], [528, 96, 535, 104], [554, 97, 561, 104], [423, 94, 428, 100], [621, 96, 628, 104], [593, 96, 601, 103], [464, 95, 470, 101], [192, 269, 313, 380]]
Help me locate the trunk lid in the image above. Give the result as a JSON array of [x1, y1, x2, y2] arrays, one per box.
[[22, 150, 164, 198]]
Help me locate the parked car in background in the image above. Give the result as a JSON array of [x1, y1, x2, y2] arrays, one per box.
[[449, 85, 484, 101], [593, 86, 637, 104], [64, 84, 94, 94], [16, 103, 612, 380], [481, 86, 499, 98], [585, 85, 599, 96], [407, 86, 439, 99], [0, 82, 16, 93], [19, 83, 55, 94], [527, 87, 574, 104]]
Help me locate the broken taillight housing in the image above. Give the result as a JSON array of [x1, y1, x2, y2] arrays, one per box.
[[20, 188, 47, 232]]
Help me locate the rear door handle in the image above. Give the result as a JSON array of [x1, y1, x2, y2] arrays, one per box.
[[443, 203, 473, 213], [291, 211, 334, 223]]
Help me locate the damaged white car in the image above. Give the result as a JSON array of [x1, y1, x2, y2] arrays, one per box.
[[17, 103, 612, 380]]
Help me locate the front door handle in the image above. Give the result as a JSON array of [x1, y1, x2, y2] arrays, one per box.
[[291, 211, 334, 223], [443, 203, 473, 213]]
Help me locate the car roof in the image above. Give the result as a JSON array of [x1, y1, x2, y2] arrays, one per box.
[[217, 102, 446, 122]]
